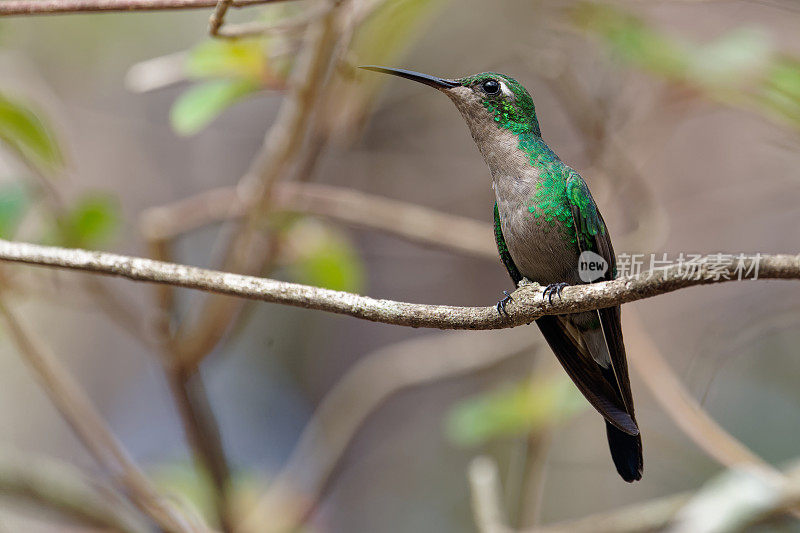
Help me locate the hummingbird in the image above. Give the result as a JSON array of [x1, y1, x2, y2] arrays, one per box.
[[360, 66, 643, 482]]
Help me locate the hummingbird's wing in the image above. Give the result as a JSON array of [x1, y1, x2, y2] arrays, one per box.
[[565, 170, 635, 418], [565, 170, 643, 481]]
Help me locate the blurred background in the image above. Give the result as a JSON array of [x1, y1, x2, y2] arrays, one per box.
[[0, 0, 798, 531]]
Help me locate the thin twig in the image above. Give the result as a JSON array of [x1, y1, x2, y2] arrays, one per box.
[[166, 367, 235, 532], [528, 492, 693, 533], [512, 429, 553, 528], [139, 182, 496, 259], [469, 456, 512, 533], [0, 448, 152, 533], [0, 293, 195, 533], [528, 463, 800, 533], [0, 0, 279, 16], [207, 0, 234, 36], [0, 240, 796, 331], [212, 1, 330, 39]]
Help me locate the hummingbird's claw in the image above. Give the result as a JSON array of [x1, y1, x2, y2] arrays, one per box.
[[496, 290, 514, 318], [542, 282, 569, 304]]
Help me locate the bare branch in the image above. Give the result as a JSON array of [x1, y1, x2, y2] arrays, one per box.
[[139, 182, 496, 259], [0, 0, 278, 16], [528, 492, 692, 533], [207, 0, 233, 36], [0, 240, 796, 330]]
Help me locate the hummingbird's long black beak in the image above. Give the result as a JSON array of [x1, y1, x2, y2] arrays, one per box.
[[359, 66, 460, 89]]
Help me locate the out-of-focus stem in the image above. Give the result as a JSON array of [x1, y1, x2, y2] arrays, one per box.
[[0, 294, 195, 533]]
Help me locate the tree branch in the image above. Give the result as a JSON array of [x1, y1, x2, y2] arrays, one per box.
[[0, 0, 279, 16], [0, 240, 796, 330]]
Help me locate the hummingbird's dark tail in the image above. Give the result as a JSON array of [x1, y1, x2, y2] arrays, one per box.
[[606, 422, 643, 482]]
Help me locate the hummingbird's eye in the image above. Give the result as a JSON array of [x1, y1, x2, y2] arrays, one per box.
[[481, 79, 500, 95]]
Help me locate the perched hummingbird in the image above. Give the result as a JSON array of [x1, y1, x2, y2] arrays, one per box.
[[361, 66, 643, 482]]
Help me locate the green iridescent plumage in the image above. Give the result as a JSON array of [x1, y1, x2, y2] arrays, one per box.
[[460, 72, 605, 248]]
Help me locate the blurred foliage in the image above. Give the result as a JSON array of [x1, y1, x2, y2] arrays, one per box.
[[572, 2, 800, 132], [0, 91, 120, 248], [186, 39, 270, 81], [171, 78, 261, 136], [446, 372, 587, 447], [53, 194, 120, 249], [0, 182, 29, 239], [170, 11, 296, 137], [166, 0, 451, 138], [283, 218, 365, 293], [0, 92, 63, 173]]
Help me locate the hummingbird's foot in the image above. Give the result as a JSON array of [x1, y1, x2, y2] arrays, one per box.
[[496, 291, 513, 318], [542, 282, 569, 304]]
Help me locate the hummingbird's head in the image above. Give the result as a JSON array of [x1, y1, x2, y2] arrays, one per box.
[[359, 66, 542, 143]]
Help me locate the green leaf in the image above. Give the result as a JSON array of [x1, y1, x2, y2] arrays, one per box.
[[0, 92, 63, 173], [170, 79, 259, 136], [446, 373, 587, 447], [56, 194, 120, 248], [571, 3, 687, 78], [0, 182, 29, 239], [186, 39, 267, 81], [285, 219, 365, 293]]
